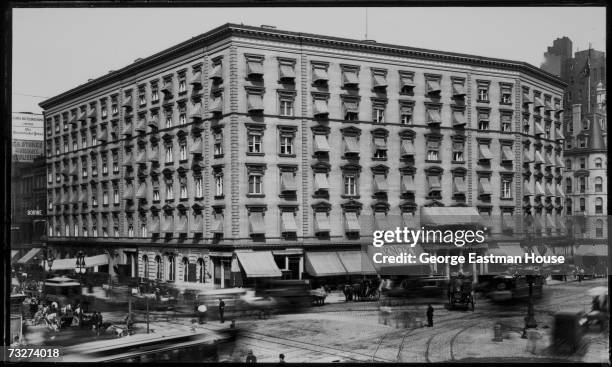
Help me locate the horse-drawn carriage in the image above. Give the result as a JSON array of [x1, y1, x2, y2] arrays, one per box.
[[448, 276, 474, 310], [343, 278, 381, 302]]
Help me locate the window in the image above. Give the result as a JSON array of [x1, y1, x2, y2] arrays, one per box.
[[92, 190, 98, 206], [165, 146, 173, 163], [153, 189, 160, 202], [579, 177, 586, 193], [165, 113, 173, 128], [373, 106, 385, 123], [280, 135, 293, 155], [139, 90, 146, 106], [113, 186, 119, 204], [81, 133, 87, 149], [595, 158, 602, 168], [195, 177, 203, 198], [500, 84, 513, 104], [215, 174, 224, 196], [478, 111, 490, 130], [501, 179, 512, 199], [280, 100, 294, 116], [566, 159, 572, 169], [595, 197, 603, 214], [501, 113, 512, 132], [179, 112, 186, 125], [140, 220, 147, 238], [166, 182, 174, 200], [111, 102, 118, 115], [214, 132, 223, 156], [180, 181, 187, 199], [92, 221, 98, 237], [343, 98, 359, 120], [343, 174, 358, 196], [63, 139, 68, 153], [595, 219, 604, 238], [179, 141, 187, 161], [102, 156, 108, 174], [101, 105, 108, 118], [92, 159, 98, 176], [426, 141, 440, 161], [400, 104, 413, 124], [112, 153, 119, 173], [72, 137, 78, 151], [248, 174, 262, 195], [579, 198, 586, 212], [566, 198, 572, 215], [452, 142, 464, 162], [580, 157, 586, 169], [374, 148, 387, 159], [178, 78, 186, 94], [197, 258, 206, 283], [248, 133, 262, 153], [477, 86, 489, 102], [155, 256, 162, 280], [565, 177, 572, 194], [152, 88, 159, 103], [595, 177, 603, 192], [128, 222, 134, 238]]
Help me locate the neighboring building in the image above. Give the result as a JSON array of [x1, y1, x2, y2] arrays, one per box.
[[563, 85, 607, 243], [39, 24, 567, 288], [11, 112, 46, 264]]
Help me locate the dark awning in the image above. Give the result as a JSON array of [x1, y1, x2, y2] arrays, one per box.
[[305, 252, 346, 277]]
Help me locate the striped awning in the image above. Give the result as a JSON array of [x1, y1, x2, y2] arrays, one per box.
[[17, 248, 41, 264]]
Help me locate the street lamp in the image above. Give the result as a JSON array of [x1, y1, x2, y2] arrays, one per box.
[[75, 251, 87, 276]]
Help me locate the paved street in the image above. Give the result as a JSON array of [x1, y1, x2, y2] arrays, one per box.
[[22, 278, 608, 363]]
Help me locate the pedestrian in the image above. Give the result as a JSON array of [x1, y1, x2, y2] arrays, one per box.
[[279, 353, 285, 363], [579, 268, 585, 282], [245, 349, 257, 363], [197, 304, 208, 324], [218, 298, 225, 323], [98, 312, 104, 335], [10, 335, 21, 348], [426, 304, 434, 327]]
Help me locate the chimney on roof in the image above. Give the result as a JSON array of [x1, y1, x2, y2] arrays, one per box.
[[260, 25, 276, 29], [363, 40, 377, 44]]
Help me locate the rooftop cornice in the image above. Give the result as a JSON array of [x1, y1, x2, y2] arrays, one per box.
[[40, 23, 566, 110]]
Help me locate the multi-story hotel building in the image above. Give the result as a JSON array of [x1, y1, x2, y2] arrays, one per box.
[[40, 24, 567, 288]]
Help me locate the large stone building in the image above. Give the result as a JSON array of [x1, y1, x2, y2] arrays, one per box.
[[40, 24, 567, 288]]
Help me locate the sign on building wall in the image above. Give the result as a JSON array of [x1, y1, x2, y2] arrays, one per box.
[[12, 112, 44, 162]]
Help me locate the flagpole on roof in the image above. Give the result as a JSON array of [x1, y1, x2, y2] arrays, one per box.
[[586, 42, 592, 113]]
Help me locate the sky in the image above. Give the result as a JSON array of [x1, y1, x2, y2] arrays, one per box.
[[12, 7, 606, 114]]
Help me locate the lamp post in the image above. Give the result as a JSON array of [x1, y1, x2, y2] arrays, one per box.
[[75, 251, 87, 282]]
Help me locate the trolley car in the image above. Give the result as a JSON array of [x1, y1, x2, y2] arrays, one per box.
[[62, 329, 234, 362]]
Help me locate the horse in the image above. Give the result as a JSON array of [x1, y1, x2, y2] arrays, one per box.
[[343, 284, 353, 302]]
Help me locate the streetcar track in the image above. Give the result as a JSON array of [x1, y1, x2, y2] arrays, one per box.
[[424, 314, 481, 363], [449, 323, 477, 361]]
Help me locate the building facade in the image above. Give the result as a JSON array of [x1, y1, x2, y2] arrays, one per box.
[[40, 24, 567, 288]]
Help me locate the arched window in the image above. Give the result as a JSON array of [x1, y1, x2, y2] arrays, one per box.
[[595, 158, 603, 168], [595, 197, 603, 214], [155, 255, 162, 280], [595, 177, 603, 192], [168, 254, 176, 281], [197, 258, 206, 283], [565, 177, 572, 194], [565, 159, 572, 170], [579, 198, 586, 212], [182, 257, 189, 282], [565, 198, 572, 215], [143, 255, 149, 279], [595, 219, 604, 238]]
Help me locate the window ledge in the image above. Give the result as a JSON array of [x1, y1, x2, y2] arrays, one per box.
[[371, 157, 388, 162], [246, 194, 265, 198], [246, 152, 265, 157], [477, 100, 490, 104], [279, 154, 296, 158], [425, 160, 442, 164], [451, 161, 465, 164], [214, 195, 225, 200], [214, 154, 224, 159], [340, 195, 360, 199], [500, 197, 514, 201]]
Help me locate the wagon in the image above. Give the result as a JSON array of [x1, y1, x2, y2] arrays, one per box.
[[448, 277, 474, 311]]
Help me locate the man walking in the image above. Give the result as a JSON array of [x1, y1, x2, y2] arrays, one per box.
[[218, 298, 226, 323], [245, 349, 257, 363], [426, 304, 434, 327]]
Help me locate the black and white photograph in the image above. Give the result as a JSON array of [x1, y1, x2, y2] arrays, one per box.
[[7, 4, 609, 364]]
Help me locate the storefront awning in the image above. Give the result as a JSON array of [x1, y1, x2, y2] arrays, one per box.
[[305, 252, 347, 277], [17, 248, 41, 264], [338, 251, 377, 275], [420, 207, 480, 226], [486, 243, 525, 257], [235, 251, 282, 278], [574, 245, 607, 257]]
